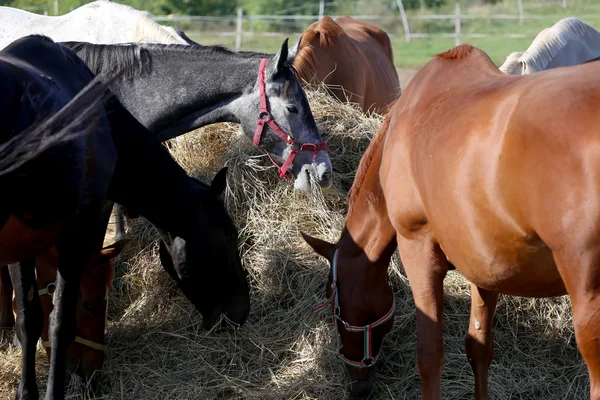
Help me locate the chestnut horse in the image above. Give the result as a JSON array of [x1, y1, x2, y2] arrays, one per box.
[[6, 240, 127, 388], [304, 44, 600, 399], [293, 16, 401, 114], [35, 240, 128, 386]]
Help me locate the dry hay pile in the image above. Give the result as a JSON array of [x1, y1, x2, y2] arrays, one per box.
[[0, 87, 589, 399]]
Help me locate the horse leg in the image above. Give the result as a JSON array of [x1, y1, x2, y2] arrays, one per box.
[[465, 283, 498, 400], [113, 203, 126, 241], [45, 202, 112, 400], [9, 260, 43, 400], [0, 264, 15, 328], [554, 250, 600, 399], [397, 235, 449, 400]]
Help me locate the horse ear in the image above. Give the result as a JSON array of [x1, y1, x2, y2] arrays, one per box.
[[271, 38, 290, 76], [210, 167, 228, 199], [301, 232, 335, 261], [287, 35, 302, 64]]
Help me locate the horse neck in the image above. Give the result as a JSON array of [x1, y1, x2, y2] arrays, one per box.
[[106, 100, 207, 237], [113, 47, 263, 140], [339, 133, 396, 284]]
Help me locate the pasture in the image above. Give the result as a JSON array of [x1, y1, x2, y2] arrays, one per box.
[[173, 0, 600, 68], [0, 86, 587, 399]]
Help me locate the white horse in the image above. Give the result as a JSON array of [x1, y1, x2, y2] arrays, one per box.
[[0, 0, 189, 50], [500, 17, 600, 75]]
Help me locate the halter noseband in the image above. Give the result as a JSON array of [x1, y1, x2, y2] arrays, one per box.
[[253, 58, 329, 179], [38, 281, 106, 352], [314, 249, 395, 368]]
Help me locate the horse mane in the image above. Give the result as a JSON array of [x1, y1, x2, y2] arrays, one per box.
[[292, 16, 345, 82], [64, 42, 152, 79], [499, 51, 524, 74], [64, 41, 266, 79], [347, 111, 392, 213], [501, 17, 598, 73], [437, 44, 475, 60], [0, 73, 116, 177]]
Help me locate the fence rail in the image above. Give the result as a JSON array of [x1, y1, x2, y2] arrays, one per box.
[[153, 2, 599, 50]]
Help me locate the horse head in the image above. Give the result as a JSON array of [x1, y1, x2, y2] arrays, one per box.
[[66, 239, 129, 388], [157, 168, 250, 330], [239, 38, 333, 192], [302, 232, 395, 398]]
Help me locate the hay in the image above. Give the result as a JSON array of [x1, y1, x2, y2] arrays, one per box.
[[0, 86, 588, 399]]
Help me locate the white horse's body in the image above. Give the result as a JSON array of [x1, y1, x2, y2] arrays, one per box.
[[0, 0, 188, 50], [500, 17, 600, 74]]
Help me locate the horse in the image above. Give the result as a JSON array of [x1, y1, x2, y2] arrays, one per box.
[[292, 16, 401, 114], [303, 43, 600, 399], [0, 1, 188, 49], [1, 35, 249, 399], [58, 39, 332, 244], [0, 35, 120, 400], [61, 38, 332, 192], [8, 240, 129, 388], [500, 17, 600, 74]]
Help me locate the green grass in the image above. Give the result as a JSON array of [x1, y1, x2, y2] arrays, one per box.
[[181, 1, 600, 69]]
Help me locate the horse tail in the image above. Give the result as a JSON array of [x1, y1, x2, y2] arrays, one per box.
[[0, 71, 122, 177]]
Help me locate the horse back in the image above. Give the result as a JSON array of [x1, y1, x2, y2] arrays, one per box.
[[382, 46, 600, 296], [295, 16, 400, 113]]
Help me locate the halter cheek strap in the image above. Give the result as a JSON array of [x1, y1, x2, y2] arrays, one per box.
[[253, 58, 329, 179], [313, 249, 395, 368], [37, 281, 106, 353]]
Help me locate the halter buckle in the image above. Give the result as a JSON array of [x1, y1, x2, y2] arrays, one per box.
[[361, 357, 375, 367], [46, 282, 56, 294]]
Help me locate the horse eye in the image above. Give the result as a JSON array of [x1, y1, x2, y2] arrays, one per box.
[[287, 105, 298, 114]]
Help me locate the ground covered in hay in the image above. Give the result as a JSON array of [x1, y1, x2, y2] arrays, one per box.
[[0, 88, 589, 399]]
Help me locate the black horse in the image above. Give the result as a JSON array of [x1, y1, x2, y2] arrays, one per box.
[[0, 35, 249, 400]]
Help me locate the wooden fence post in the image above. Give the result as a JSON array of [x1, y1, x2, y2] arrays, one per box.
[[518, 0, 524, 26], [54, 0, 58, 15], [455, 2, 461, 46], [319, 0, 325, 20], [395, 0, 411, 43], [235, 8, 243, 51], [563, 0, 567, 8]]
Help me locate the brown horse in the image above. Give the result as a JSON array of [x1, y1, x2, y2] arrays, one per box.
[[33, 240, 128, 384], [304, 44, 600, 399], [293, 16, 401, 114], [3, 241, 128, 387]]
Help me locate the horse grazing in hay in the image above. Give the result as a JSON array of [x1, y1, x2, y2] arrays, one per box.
[[8, 240, 128, 388], [304, 43, 600, 399], [61, 38, 332, 192], [292, 16, 400, 114], [0, 1, 188, 49], [500, 17, 600, 74], [1, 35, 249, 399]]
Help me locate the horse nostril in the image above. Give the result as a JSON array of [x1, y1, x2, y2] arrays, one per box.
[[320, 170, 331, 183]]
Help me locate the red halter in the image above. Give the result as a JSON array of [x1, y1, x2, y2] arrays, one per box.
[[253, 58, 329, 179]]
